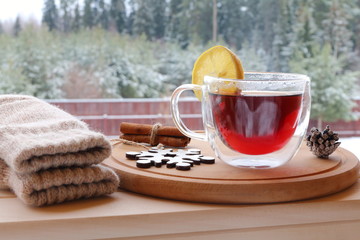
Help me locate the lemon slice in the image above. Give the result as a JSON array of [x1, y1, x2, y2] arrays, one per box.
[[191, 45, 244, 99]]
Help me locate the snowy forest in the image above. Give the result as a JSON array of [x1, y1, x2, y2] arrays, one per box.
[[0, 0, 360, 122]]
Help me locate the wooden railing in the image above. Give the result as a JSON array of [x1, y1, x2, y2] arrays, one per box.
[[48, 98, 360, 137], [48, 98, 203, 136]]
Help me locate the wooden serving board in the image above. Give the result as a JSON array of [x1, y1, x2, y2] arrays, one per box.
[[103, 139, 360, 204]]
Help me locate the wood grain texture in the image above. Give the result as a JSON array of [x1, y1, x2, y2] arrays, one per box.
[[2, 184, 360, 239], [0, 189, 15, 198], [104, 139, 360, 203]]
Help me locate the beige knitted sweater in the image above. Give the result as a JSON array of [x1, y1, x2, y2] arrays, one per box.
[[0, 95, 119, 206]]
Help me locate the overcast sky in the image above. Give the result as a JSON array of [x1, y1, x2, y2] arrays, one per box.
[[0, 0, 43, 22]]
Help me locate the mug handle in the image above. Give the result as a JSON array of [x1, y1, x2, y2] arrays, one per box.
[[170, 84, 207, 141]]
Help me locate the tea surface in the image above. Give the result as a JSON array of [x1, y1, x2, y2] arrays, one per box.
[[209, 91, 302, 155]]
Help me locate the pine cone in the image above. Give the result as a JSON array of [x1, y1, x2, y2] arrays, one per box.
[[306, 125, 341, 158]]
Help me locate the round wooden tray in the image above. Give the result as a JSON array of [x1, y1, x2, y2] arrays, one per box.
[[103, 139, 359, 204]]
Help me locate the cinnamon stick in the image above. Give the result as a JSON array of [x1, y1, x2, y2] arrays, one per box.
[[120, 122, 185, 137], [120, 134, 190, 148], [119, 122, 191, 147]]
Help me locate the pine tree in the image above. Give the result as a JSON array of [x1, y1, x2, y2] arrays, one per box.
[[166, 0, 190, 48], [132, 0, 156, 39], [110, 0, 126, 33], [218, 0, 235, 46], [98, 0, 110, 30], [289, 1, 359, 128], [290, 43, 359, 129], [293, 1, 317, 58], [72, 2, 82, 32], [42, 0, 58, 31], [348, 0, 360, 89], [126, 0, 136, 35], [322, 0, 353, 57], [186, 0, 213, 45], [167, 0, 181, 39], [271, 0, 298, 72], [256, 0, 280, 54], [60, 0, 74, 32], [218, 0, 259, 49], [83, 0, 94, 28], [167, 0, 213, 46], [349, 0, 360, 55], [153, 0, 166, 39], [13, 15, 22, 37]]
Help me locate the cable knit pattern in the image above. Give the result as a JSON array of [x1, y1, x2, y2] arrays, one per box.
[[0, 95, 120, 206]]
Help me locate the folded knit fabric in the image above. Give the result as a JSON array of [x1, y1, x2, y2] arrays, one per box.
[[0, 161, 119, 206], [0, 95, 111, 174], [0, 95, 119, 206]]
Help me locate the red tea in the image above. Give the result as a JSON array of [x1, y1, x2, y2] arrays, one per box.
[[209, 91, 302, 155]]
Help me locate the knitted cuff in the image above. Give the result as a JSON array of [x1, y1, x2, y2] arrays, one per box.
[[7, 164, 119, 206]]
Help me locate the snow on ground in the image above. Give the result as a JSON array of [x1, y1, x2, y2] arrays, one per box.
[[340, 137, 360, 159]]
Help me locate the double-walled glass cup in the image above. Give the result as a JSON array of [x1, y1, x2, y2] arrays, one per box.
[[171, 72, 311, 169]]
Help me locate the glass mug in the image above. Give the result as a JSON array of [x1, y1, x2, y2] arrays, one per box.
[[170, 72, 311, 168]]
